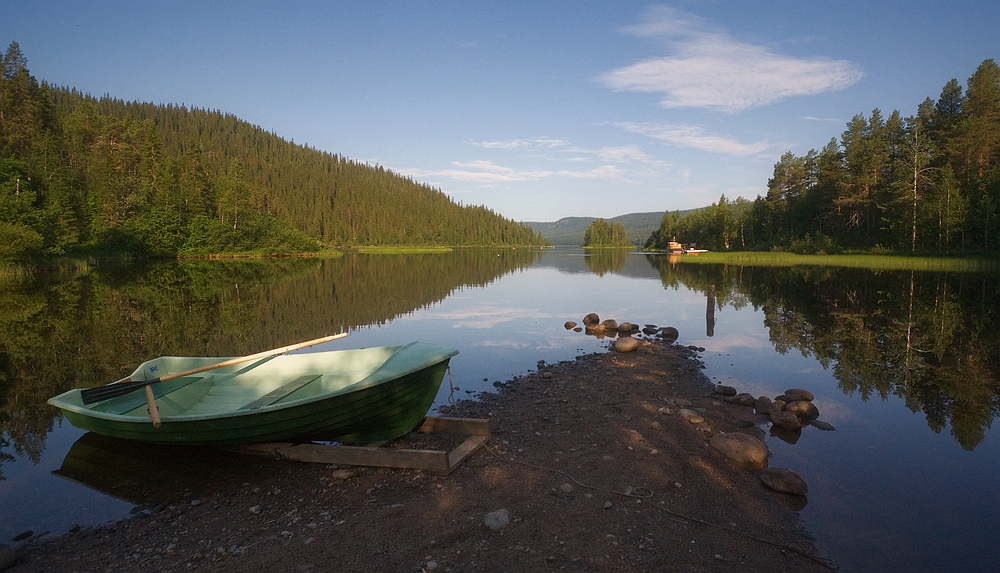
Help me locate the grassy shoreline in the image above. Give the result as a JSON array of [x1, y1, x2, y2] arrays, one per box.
[[653, 251, 1000, 272]]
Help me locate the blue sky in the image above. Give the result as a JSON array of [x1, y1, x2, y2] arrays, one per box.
[[4, 1, 999, 221]]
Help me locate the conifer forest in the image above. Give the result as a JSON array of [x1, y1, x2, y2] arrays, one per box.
[[0, 42, 546, 263]]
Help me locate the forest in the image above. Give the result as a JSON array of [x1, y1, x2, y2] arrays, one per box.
[[646, 59, 1000, 255], [0, 42, 546, 264]]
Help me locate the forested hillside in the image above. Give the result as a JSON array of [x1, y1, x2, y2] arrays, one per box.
[[527, 211, 670, 245], [0, 42, 545, 262], [647, 59, 1000, 255]]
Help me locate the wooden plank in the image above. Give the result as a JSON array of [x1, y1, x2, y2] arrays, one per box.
[[235, 416, 489, 474], [282, 443, 450, 472], [446, 435, 489, 473], [415, 416, 490, 435]]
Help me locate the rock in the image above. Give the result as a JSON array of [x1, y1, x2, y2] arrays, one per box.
[[542, 371, 552, 379], [758, 468, 808, 496], [573, 327, 582, 332], [642, 326, 659, 335], [11, 532, 31, 543], [601, 319, 618, 333], [714, 385, 737, 396], [585, 324, 605, 336], [773, 399, 787, 411], [677, 408, 698, 420], [484, 509, 510, 531], [808, 419, 836, 431], [709, 433, 769, 470], [614, 336, 640, 353], [425, 561, 439, 571], [784, 388, 815, 401], [659, 327, 679, 343], [674, 398, 692, 407], [0, 544, 15, 570], [687, 415, 705, 424], [769, 409, 801, 430], [583, 313, 600, 327], [564, 321, 577, 330], [754, 396, 774, 414], [784, 400, 820, 420], [735, 418, 756, 428], [249, 505, 262, 515], [603, 501, 613, 509], [559, 483, 574, 493], [617, 322, 633, 336], [724, 393, 756, 406], [330, 469, 357, 480]]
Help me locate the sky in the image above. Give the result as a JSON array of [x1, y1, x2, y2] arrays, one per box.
[[3, 1, 999, 222]]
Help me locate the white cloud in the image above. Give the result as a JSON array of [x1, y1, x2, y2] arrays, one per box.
[[800, 116, 844, 123], [473, 138, 569, 149], [398, 160, 554, 183], [617, 122, 772, 156], [556, 165, 632, 180], [599, 6, 863, 113]]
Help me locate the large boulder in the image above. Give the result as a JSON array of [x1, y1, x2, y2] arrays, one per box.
[[724, 393, 756, 406], [583, 313, 601, 327], [784, 388, 815, 401], [617, 322, 634, 336], [659, 327, 679, 343], [564, 321, 577, 330], [754, 396, 775, 415], [709, 433, 769, 470], [601, 319, 619, 332], [758, 467, 808, 496], [769, 409, 801, 430], [714, 385, 738, 396], [785, 400, 820, 420], [614, 336, 640, 353]]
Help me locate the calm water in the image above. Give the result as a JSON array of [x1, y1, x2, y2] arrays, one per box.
[[1, 249, 998, 572]]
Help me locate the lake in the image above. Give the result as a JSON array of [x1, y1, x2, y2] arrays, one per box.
[[1, 248, 998, 572]]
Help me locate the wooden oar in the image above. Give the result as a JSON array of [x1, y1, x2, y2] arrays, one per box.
[[79, 333, 348, 408]]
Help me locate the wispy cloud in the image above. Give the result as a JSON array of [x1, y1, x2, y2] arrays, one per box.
[[399, 159, 634, 184], [599, 6, 863, 113], [473, 138, 569, 149], [398, 160, 553, 183], [800, 116, 844, 123], [557, 165, 632, 181], [617, 122, 772, 156]]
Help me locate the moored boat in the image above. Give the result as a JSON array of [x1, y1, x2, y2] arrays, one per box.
[[48, 342, 458, 446]]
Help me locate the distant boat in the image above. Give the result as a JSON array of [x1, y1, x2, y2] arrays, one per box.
[[48, 342, 458, 446], [667, 240, 707, 254]]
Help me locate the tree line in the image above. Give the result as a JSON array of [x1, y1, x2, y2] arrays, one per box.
[[0, 42, 546, 263], [646, 59, 1000, 255], [582, 218, 633, 247]]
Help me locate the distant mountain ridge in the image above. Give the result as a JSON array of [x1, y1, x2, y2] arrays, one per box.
[[526, 210, 696, 246]]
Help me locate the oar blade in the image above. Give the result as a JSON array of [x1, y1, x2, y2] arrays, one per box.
[[79, 380, 153, 405]]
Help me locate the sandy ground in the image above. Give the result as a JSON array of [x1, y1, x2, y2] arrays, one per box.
[[7, 339, 835, 572]]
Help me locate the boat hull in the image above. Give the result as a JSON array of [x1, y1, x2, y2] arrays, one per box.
[[48, 342, 457, 446]]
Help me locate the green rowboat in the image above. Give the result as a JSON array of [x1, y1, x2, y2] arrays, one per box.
[[48, 341, 458, 446]]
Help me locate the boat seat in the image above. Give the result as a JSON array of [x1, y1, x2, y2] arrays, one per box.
[[238, 374, 322, 411]]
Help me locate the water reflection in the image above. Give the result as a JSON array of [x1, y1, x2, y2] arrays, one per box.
[[646, 258, 1000, 451], [583, 248, 632, 276], [0, 249, 540, 481]]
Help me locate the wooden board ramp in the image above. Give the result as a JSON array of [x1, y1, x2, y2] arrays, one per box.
[[234, 416, 489, 475]]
